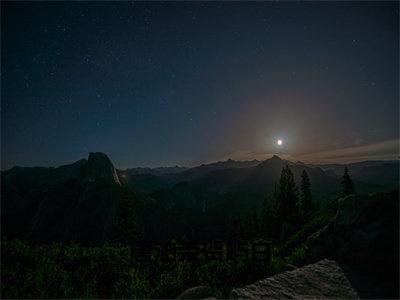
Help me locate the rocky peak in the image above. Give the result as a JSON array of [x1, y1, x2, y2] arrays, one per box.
[[84, 152, 120, 185], [270, 154, 282, 161], [258, 154, 284, 168]]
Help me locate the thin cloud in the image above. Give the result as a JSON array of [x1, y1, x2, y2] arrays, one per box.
[[296, 139, 399, 163], [218, 139, 399, 164]]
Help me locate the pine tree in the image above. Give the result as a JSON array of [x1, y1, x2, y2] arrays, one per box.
[[261, 197, 269, 235], [245, 214, 254, 240], [231, 219, 240, 240], [237, 218, 243, 240], [276, 165, 299, 222], [112, 188, 141, 244], [252, 211, 259, 237], [261, 196, 276, 239], [300, 170, 314, 215], [341, 166, 356, 195]]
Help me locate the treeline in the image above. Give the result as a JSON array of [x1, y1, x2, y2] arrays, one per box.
[[111, 165, 357, 245], [233, 165, 356, 242]]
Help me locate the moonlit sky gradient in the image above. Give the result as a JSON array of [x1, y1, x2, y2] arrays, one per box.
[[1, 1, 399, 169]]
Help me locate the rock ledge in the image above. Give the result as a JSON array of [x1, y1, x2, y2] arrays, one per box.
[[231, 259, 358, 299]]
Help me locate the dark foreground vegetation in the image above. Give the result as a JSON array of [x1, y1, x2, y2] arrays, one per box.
[[3, 189, 398, 298], [2, 239, 280, 298]]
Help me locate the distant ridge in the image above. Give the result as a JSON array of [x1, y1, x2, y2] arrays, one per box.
[[2, 152, 398, 194]]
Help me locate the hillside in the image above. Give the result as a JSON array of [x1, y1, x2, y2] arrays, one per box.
[[178, 190, 399, 299], [2, 153, 128, 243]]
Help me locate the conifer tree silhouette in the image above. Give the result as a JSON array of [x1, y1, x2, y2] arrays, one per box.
[[341, 166, 356, 195], [300, 170, 314, 214]]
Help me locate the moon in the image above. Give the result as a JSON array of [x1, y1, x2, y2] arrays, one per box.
[[276, 139, 283, 146]]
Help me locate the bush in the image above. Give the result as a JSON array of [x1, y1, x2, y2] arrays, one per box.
[[1, 239, 280, 298], [286, 245, 306, 267]]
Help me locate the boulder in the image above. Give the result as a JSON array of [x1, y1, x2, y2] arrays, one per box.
[[177, 286, 221, 299], [230, 259, 358, 299]]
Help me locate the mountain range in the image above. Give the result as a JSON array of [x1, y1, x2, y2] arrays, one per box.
[[2, 152, 398, 243]]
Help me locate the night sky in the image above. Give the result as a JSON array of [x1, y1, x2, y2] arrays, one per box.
[[2, 1, 399, 169]]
